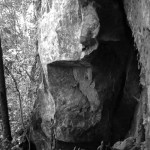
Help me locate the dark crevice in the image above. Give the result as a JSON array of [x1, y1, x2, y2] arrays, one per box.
[[54, 0, 141, 148], [52, 40, 140, 150], [80, 0, 140, 147], [30, 0, 142, 149]]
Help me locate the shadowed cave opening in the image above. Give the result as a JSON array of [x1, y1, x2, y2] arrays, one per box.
[[31, 0, 142, 150], [53, 43, 141, 150], [52, 1, 141, 150]]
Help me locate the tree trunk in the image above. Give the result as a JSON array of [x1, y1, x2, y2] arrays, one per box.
[[0, 38, 12, 141]]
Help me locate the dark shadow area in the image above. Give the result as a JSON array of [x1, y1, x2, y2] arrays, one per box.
[[54, 41, 140, 150], [54, 0, 141, 149], [29, 0, 141, 150]]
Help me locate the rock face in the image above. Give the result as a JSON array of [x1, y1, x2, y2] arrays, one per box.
[[37, 0, 100, 76], [31, 41, 140, 149], [31, 0, 141, 149], [47, 61, 101, 142], [124, 1, 150, 148]]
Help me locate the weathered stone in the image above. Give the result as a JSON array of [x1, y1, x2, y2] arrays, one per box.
[[47, 61, 101, 142], [31, 39, 140, 147], [30, 0, 142, 149], [112, 137, 136, 150], [38, 0, 100, 76], [124, 0, 150, 148]]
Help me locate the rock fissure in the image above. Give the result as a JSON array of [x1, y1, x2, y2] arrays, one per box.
[[31, 0, 143, 149]]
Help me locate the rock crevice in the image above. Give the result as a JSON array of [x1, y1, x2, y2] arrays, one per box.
[[31, 0, 142, 149]]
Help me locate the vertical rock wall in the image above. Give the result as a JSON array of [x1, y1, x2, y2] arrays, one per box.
[[124, 0, 150, 149]]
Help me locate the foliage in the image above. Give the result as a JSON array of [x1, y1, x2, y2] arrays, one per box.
[[0, 0, 40, 143]]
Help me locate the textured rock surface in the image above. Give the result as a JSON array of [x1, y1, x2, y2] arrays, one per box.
[[124, 0, 150, 148], [112, 137, 136, 150], [47, 61, 101, 142], [38, 0, 100, 75], [31, 40, 140, 148], [30, 0, 142, 149]]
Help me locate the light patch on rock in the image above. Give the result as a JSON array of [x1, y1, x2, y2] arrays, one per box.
[[73, 67, 100, 112], [39, 80, 55, 121], [38, 0, 100, 76]]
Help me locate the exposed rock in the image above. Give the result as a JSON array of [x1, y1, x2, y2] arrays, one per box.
[[47, 61, 101, 142], [124, 0, 150, 149], [30, 40, 140, 150], [112, 137, 136, 150], [30, 0, 142, 149], [38, 0, 100, 76]]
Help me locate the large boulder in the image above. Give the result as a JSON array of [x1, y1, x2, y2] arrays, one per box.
[[30, 40, 140, 150], [37, 0, 100, 76], [30, 0, 141, 149]]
